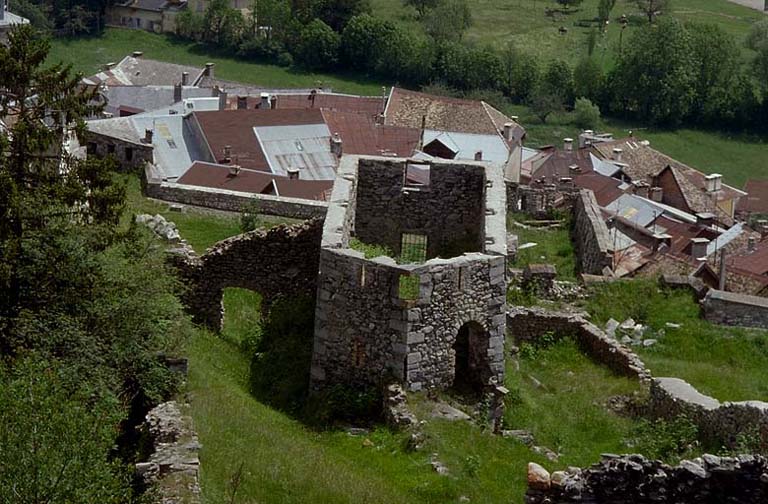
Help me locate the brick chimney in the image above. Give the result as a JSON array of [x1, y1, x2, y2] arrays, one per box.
[[705, 173, 722, 192], [204, 62, 215, 79], [757, 219, 768, 239], [181, 71, 189, 86], [690, 237, 709, 259], [237, 96, 247, 110], [563, 138, 573, 151]]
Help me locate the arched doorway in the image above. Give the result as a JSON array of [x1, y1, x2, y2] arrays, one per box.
[[452, 321, 491, 395]]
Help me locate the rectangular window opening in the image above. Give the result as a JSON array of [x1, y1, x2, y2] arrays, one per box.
[[398, 274, 419, 301], [125, 147, 133, 161], [400, 233, 427, 264], [403, 161, 430, 190]]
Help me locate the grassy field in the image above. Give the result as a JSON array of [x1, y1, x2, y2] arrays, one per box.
[[509, 215, 576, 279], [583, 279, 768, 402], [373, 0, 764, 65], [47, 28, 383, 95]]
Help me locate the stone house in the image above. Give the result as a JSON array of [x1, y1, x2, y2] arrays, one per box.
[[311, 155, 508, 393], [107, 0, 187, 33], [0, 0, 29, 45]]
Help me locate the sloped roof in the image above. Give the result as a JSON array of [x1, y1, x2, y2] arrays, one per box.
[[383, 87, 520, 136], [83, 56, 204, 87], [192, 108, 325, 171], [422, 129, 510, 163], [737, 179, 768, 215], [321, 110, 420, 157], [226, 92, 385, 116], [177, 161, 332, 200], [573, 172, 625, 207], [254, 123, 336, 180], [102, 85, 214, 116]]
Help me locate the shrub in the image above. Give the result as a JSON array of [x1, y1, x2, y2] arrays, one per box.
[[294, 19, 340, 70], [240, 198, 261, 233], [305, 384, 382, 425], [573, 97, 601, 129], [628, 416, 699, 462]]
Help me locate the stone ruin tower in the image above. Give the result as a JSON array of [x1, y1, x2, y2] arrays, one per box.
[[311, 155, 507, 393]]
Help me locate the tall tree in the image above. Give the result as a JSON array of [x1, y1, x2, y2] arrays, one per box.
[[424, 0, 472, 42], [597, 0, 616, 25], [635, 0, 670, 24], [403, 0, 441, 18]]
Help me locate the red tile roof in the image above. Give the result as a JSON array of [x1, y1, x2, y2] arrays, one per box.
[[737, 179, 768, 215], [177, 162, 331, 201], [321, 110, 420, 157], [192, 109, 325, 171], [227, 93, 384, 117]]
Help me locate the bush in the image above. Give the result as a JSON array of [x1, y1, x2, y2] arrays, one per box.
[[240, 198, 261, 233], [628, 416, 699, 462], [305, 384, 382, 425], [573, 97, 601, 129], [294, 18, 340, 70]]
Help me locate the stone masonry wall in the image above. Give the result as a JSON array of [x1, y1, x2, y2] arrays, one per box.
[[525, 453, 768, 503], [702, 289, 768, 329], [354, 158, 486, 258], [88, 130, 153, 172], [168, 219, 322, 330], [146, 180, 328, 220], [572, 189, 613, 275], [312, 155, 507, 393], [506, 307, 650, 382]]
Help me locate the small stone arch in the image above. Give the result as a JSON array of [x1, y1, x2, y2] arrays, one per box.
[[452, 320, 492, 395]]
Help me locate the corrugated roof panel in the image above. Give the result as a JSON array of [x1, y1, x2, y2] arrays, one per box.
[[605, 193, 660, 227], [422, 129, 509, 162], [255, 124, 337, 180]]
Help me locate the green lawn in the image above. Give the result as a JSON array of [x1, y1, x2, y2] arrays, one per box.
[[48, 28, 384, 95], [583, 279, 768, 402], [509, 214, 576, 280], [373, 0, 763, 65]]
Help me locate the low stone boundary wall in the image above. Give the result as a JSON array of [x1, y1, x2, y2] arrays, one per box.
[[572, 189, 613, 275], [506, 307, 650, 382], [702, 289, 768, 328], [525, 454, 768, 503], [649, 377, 768, 448], [145, 180, 328, 220], [137, 401, 201, 504]]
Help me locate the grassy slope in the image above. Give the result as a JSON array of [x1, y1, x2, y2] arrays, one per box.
[[583, 280, 768, 402], [47, 28, 383, 95], [373, 0, 763, 64]]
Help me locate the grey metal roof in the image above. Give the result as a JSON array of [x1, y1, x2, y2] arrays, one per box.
[[103, 85, 213, 116], [0, 11, 29, 27], [521, 147, 539, 163], [605, 193, 661, 228], [254, 123, 337, 180], [590, 153, 622, 178], [422, 129, 509, 163]]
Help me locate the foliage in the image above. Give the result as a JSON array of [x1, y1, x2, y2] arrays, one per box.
[[403, 0, 441, 18], [294, 18, 340, 70], [501, 43, 540, 102], [240, 198, 262, 233], [528, 89, 563, 123], [628, 416, 699, 462], [542, 60, 574, 107], [573, 97, 601, 129], [597, 0, 616, 25], [249, 295, 316, 415], [398, 275, 420, 300], [608, 18, 698, 125], [349, 237, 395, 259], [746, 19, 768, 52], [635, 0, 671, 24], [555, 0, 583, 9], [306, 384, 383, 425], [0, 358, 130, 503], [311, 0, 372, 31], [423, 0, 472, 42], [509, 214, 575, 279], [573, 57, 602, 102]]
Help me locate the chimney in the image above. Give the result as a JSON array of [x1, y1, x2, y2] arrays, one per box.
[[173, 83, 182, 103], [287, 168, 300, 180], [568, 164, 581, 174], [260, 92, 270, 109], [612, 147, 623, 162], [748, 236, 757, 253], [510, 115, 519, 122], [103, 61, 116, 70], [633, 181, 649, 199], [309, 89, 317, 108], [218, 88, 227, 111], [650, 186, 663, 202], [204, 62, 215, 79], [690, 237, 710, 260], [181, 71, 189, 86], [757, 219, 768, 239], [696, 212, 715, 228], [503, 122, 514, 141], [228, 165, 241, 176], [222, 145, 232, 163], [652, 233, 672, 253], [270, 95, 278, 110], [420, 114, 427, 131], [705, 173, 722, 192], [132, 51, 143, 58], [330, 132, 343, 158], [474, 151, 483, 161], [237, 95, 247, 110], [563, 137, 574, 151], [144, 128, 153, 144]]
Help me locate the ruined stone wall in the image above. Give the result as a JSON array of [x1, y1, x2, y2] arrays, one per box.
[[506, 307, 650, 382], [702, 289, 768, 329], [525, 454, 768, 504], [146, 181, 328, 220], [168, 219, 322, 330], [354, 159, 486, 257], [573, 189, 613, 275], [649, 377, 768, 449]]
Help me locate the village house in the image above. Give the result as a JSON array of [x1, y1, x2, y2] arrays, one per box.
[[0, 0, 28, 45], [107, 0, 187, 33]]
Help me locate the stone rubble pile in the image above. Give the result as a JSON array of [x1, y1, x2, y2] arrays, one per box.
[[525, 454, 768, 503], [604, 317, 667, 348], [383, 383, 417, 429], [136, 214, 181, 243], [502, 430, 560, 462]]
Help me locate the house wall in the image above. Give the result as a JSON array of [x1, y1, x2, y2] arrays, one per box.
[[107, 6, 164, 32], [702, 289, 768, 328], [572, 189, 613, 275], [86, 131, 153, 172], [655, 169, 691, 213]]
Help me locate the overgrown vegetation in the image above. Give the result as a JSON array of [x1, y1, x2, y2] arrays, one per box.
[[509, 214, 576, 279], [582, 279, 768, 401]]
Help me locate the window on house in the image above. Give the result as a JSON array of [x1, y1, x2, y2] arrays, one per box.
[[403, 161, 430, 190], [107, 144, 115, 154], [87, 142, 97, 155], [125, 147, 133, 161], [400, 233, 427, 264]]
